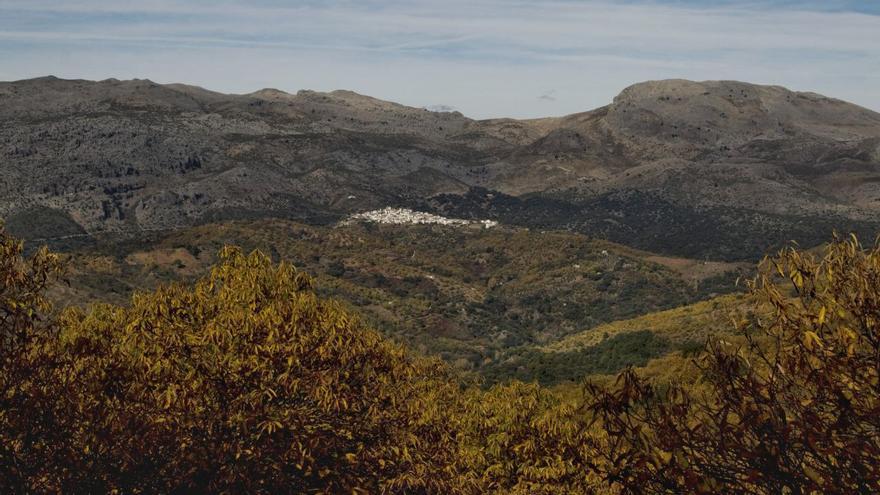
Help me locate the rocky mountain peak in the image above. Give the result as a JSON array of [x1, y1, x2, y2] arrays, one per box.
[[1, 76, 879, 261]]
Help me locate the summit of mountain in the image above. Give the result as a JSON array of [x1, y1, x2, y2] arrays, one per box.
[[1, 76, 878, 260]]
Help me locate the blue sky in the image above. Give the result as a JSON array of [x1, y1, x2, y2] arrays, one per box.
[[0, 0, 877, 118]]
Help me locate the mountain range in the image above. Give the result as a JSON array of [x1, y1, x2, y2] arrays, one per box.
[[2, 76, 880, 260]]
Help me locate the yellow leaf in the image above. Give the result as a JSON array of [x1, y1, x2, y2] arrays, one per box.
[[656, 450, 673, 464], [802, 331, 822, 351], [803, 464, 823, 484]]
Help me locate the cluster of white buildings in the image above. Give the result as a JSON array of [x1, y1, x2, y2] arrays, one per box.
[[343, 207, 498, 229]]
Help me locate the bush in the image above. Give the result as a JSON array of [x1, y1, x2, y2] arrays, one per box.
[[584, 235, 880, 494], [454, 382, 601, 494], [0, 235, 462, 493]]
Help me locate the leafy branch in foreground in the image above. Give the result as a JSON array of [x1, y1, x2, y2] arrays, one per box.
[[1, 232, 465, 493], [584, 234, 880, 494], [0, 223, 64, 493]]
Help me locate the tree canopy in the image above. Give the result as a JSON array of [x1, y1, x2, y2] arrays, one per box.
[[1, 222, 878, 494]]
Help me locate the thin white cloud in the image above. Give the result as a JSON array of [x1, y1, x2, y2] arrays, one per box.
[[0, 0, 877, 118]]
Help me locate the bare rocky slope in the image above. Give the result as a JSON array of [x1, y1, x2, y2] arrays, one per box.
[[2, 76, 879, 260]]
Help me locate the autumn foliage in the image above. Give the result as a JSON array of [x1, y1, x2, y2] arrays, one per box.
[[2, 222, 880, 493], [0, 230, 64, 492], [0, 236, 463, 493], [584, 235, 880, 494]]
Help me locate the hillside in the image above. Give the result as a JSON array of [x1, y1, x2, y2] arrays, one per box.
[[50, 218, 748, 378], [480, 293, 750, 385], [3, 77, 879, 260], [545, 292, 747, 352]]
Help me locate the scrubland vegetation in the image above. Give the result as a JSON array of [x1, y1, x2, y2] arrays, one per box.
[[2, 223, 879, 493], [57, 219, 748, 384]]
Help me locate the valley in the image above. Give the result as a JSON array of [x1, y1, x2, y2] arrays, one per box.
[[52, 217, 750, 384], [5, 75, 877, 389]]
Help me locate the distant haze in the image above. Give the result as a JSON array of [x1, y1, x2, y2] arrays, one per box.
[[0, 0, 878, 119]]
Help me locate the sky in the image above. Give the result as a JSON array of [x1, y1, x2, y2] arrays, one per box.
[[0, 0, 878, 119]]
